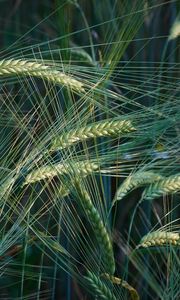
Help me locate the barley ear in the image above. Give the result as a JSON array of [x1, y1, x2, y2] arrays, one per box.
[[138, 231, 180, 248], [142, 174, 180, 201], [0, 59, 84, 93], [102, 273, 140, 300], [50, 118, 136, 151], [23, 160, 99, 186], [113, 171, 163, 205], [85, 271, 116, 300], [73, 181, 115, 275]]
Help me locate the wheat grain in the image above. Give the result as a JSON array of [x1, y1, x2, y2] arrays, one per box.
[[74, 182, 115, 274], [138, 231, 180, 248], [50, 119, 136, 151], [143, 174, 180, 201], [103, 273, 139, 300], [113, 171, 163, 204], [0, 59, 84, 92], [85, 271, 116, 300], [23, 160, 99, 186]]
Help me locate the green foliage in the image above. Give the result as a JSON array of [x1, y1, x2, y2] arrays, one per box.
[[0, 0, 179, 299]]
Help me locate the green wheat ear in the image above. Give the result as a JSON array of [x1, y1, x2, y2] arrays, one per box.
[[142, 174, 180, 201], [50, 118, 136, 151], [102, 273, 140, 300], [73, 181, 115, 275], [0, 59, 85, 92], [85, 271, 116, 300], [113, 171, 164, 205], [23, 160, 99, 186]]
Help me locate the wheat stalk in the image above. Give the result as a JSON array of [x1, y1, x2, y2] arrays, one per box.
[[74, 182, 115, 274], [50, 119, 136, 151], [23, 160, 99, 186], [138, 231, 180, 248], [0, 59, 84, 92], [142, 174, 180, 201], [113, 171, 163, 205], [103, 273, 140, 300], [85, 271, 116, 300]]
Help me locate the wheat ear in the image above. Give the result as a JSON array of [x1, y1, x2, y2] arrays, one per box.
[[50, 119, 136, 151], [113, 171, 163, 204], [74, 182, 115, 274], [103, 273, 139, 300], [23, 160, 99, 186], [85, 271, 116, 300], [138, 231, 180, 248], [142, 174, 180, 201], [0, 59, 84, 92]]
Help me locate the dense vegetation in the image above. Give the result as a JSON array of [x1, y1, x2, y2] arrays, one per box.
[[0, 1, 179, 299]]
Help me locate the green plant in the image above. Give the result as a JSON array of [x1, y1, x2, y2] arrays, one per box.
[[0, 0, 179, 299]]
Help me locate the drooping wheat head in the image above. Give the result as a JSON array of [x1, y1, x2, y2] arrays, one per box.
[[50, 118, 136, 151], [0, 59, 84, 92], [142, 174, 180, 201], [23, 160, 99, 186], [138, 231, 180, 248], [113, 171, 164, 205], [102, 273, 139, 300], [73, 181, 115, 275], [85, 271, 116, 300]]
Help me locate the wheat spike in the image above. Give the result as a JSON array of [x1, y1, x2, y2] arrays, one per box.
[[143, 174, 180, 201], [23, 160, 99, 186], [0, 59, 84, 92], [138, 231, 180, 248], [74, 182, 115, 274], [113, 171, 163, 204], [50, 118, 136, 151], [85, 271, 116, 300], [103, 273, 139, 300]]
